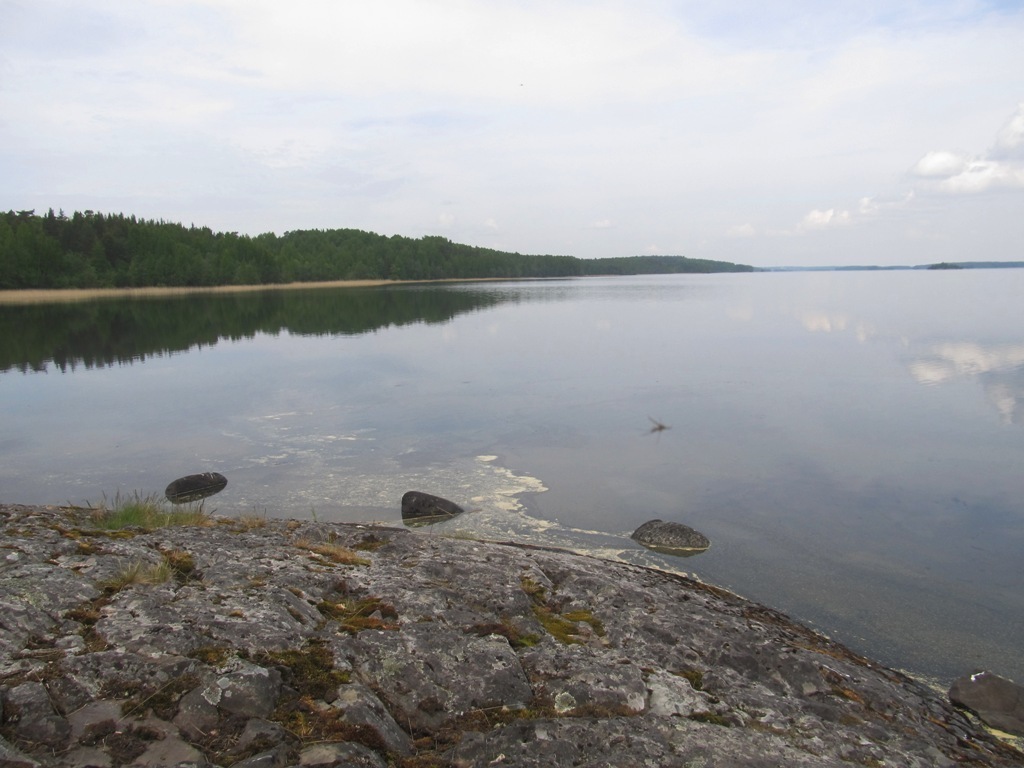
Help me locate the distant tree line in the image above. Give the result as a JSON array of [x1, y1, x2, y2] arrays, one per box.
[[0, 209, 752, 289]]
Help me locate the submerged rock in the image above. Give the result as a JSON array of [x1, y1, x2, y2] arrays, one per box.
[[950, 671, 1024, 736], [400, 490, 464, 527], [165, 472, 228, 504], [631, 519, 710, 556]]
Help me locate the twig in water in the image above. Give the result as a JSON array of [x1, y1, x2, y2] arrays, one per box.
[[647, 417, 670, 434]]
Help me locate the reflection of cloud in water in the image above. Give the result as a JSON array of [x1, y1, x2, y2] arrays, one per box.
[[985, 381, 1024, 424], [801, 312, 849, 333], [910, 342, 1024, 424], [798, 312, 875, 342], [909, 342, 1024, 383], [793, 303, 1024, 426]]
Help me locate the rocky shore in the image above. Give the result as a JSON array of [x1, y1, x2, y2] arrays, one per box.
[[1, 503, 1021, 767]]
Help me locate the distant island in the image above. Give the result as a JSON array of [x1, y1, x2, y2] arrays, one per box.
[[0, 209, 753, 290]]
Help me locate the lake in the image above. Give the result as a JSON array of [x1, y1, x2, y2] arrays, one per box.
[[2, 271, 1022, 687]]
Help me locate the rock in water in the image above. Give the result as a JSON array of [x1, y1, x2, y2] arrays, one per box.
[[401, 491, 464, 527], [950, 671, 1024, 736], [631, 519, 710, 556], [165, 472, 228, 504]]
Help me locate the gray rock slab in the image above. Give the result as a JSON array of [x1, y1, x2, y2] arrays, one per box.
[[335, 623, 533, 734], [1, 504, 1022, 767]]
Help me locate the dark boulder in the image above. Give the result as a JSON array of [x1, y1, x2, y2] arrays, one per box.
[[631, 519, 710, 556], [165, 472, 228, 504], [950, 671, 1024, 735], [401, 491, 464, 527]]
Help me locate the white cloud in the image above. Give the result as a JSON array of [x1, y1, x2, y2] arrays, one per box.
[[727, 223, 756, 238], [788, 101, 1023, 250], [992, 102, 1024, 159], [910, 105, 1024, 193], [858, 197, 879, 215], [937, 160, 1024, 193], [911, 150, 970, 178], [798, 208, 852, 232]]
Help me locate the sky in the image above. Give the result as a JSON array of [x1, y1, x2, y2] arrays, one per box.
[[1, 1, 1023, 268]]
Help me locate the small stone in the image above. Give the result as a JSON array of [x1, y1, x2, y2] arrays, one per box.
[[400, 491, 464, 527], [165, 472, 228, 504], [58, 746, 111, 768], [333, 683, 413, 756], [231, 743, 295, 768], [216, 663, 283, 718], [173, 686, 221, 741], [949, 670, 1024, 735], [66, 700, 125, 743], [630, 519, 710, 556], [5, 681, 71, 748], [646, 671, 712, 717], [0, 733, 40, 768], [299, 742, 388, 768], [233, 718, 290, 754], [132, 728, 205, 767]]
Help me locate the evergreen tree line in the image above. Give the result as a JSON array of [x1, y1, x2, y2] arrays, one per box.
[[0, 209, 752, 289]]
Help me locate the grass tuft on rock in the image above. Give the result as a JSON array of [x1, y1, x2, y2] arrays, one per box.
[[88, 491, 211, 531], [161, 549, 200, 582], [294, 532, 371, 566], [101, 559, 173, 592], [318, 596, 400, 633]]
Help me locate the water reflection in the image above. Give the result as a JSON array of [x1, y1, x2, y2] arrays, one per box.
[[788, 288, 1024, 428], [911, 342, 1024, 424], [0, 285, 507, 373], [910, 342, 1024, 383], [798, 311, 876, 342]]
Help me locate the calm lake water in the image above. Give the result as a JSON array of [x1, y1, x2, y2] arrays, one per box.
[[2, 271, 1023, 686]]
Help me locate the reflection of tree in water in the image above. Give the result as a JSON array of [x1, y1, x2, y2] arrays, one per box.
[[909, 341, 1024, 426], [0, 286, 507, 373]]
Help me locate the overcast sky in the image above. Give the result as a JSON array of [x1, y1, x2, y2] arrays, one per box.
[[2, 1, 1023, 267]]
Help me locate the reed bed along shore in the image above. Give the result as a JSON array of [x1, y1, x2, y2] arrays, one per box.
[[0, 276, 543, 305], [0, 279, 398, 305]]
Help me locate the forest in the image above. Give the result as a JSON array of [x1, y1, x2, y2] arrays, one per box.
[[0, 208, 752, 289]]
